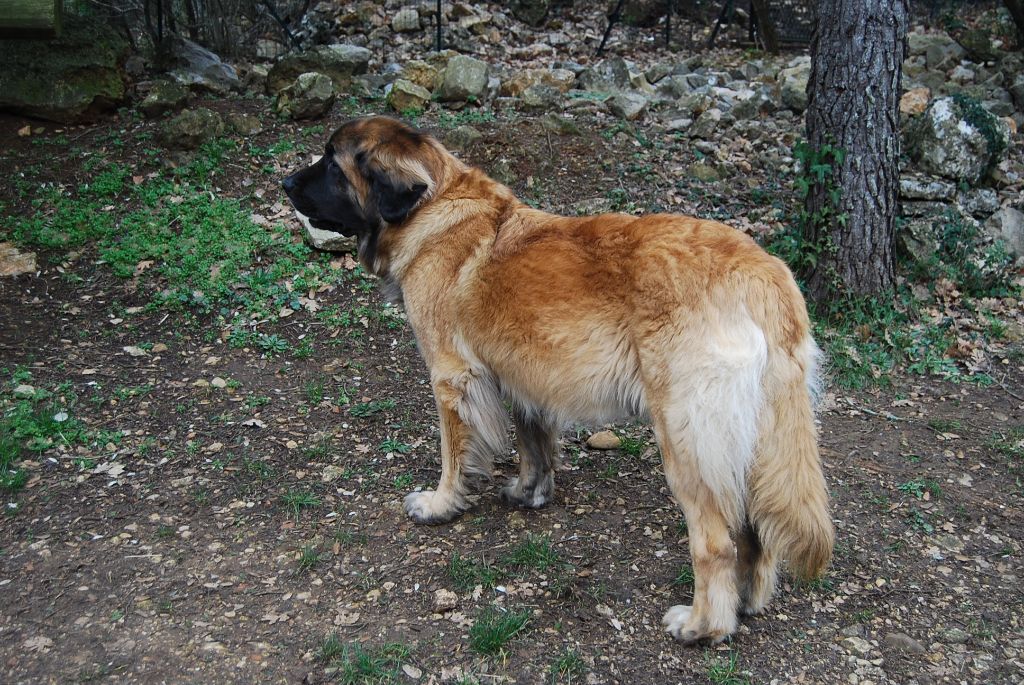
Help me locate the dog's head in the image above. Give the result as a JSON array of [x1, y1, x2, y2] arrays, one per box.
[[282, 116, 440, 271]]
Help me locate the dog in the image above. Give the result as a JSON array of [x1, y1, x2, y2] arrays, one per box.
[[282, 115, 833, 644]]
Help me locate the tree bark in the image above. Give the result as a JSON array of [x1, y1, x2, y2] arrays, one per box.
[[1005, 0, 1024, 43], [803, 0, 908, 303]]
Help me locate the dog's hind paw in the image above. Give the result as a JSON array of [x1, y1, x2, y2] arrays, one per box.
[[499, 475, 553, 509], [403, 490, 464, 524], [662, 605, 732, 645]]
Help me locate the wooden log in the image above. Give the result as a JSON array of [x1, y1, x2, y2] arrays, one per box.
[[0, 0, 62, 39]]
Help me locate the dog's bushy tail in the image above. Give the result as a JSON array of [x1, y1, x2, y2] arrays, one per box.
[[747, 328, 833, 580]]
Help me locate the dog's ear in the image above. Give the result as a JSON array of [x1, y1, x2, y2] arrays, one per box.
[[356, 150, 428, 225], [369, 168, 427, 225]]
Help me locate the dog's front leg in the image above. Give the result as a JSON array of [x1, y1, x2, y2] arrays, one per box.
[[404, 371, 505, 524]]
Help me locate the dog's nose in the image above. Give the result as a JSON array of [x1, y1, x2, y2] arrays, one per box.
[[282, 175, 297, 193]]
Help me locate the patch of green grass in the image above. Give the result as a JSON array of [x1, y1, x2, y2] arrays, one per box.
[[335, 528, 369, 547], [928, 418, 963, 432], [705, 650, 750, 685], [296, 545, 323, 574], [281, 490, 321, 519], [305, 379, 326, 406], [393, 474, 413, 490], [501, 534, 560, 572], [447, 552, 502, 592], [321, 639, 411, 685], [671, 564, 695, 587], [468, 606, 531, 656], [617, 435, 645, 457], [303, 434, 333, 462], [549, 648, 586, 684]]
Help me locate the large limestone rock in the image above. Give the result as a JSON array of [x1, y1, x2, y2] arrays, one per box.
[[0, 18, 128, 123], [158, 108, 225, 150], [576, 56, 632, 92], [606, 92, 648, 121], [502, 68, 576, 97], [778, 57, 810, 112], [167, 37, 239, 94], [267, 44, 371, 94], [906, 32, 965, 70], [905, 96, 1010, 185], [510, 0, 549, 27], [387, 79, 431, 114], [274, 72, 336, 120], [436, 54, 489, 103], [984, 207, 1024, 258], [139, 81, 189, 119]]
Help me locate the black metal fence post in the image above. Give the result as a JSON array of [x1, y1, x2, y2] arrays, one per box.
[[436, 0, 442, 51]]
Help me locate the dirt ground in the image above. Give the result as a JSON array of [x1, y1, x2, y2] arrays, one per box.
[[1, 93, 1023, 685]]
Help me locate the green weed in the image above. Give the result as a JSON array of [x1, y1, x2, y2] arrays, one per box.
[[469, 606, 531, 656], [501, 534, 560, 572], [281, 490, 321, 519], [447, 552, 501, 591], [549, 648, 586, 684], [705, 650, 750, 685], [350, 399, 396, 418], [296, 545, 324, 574]]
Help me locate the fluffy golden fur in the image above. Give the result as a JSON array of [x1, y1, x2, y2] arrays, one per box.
[[282, 116, 834, 644]]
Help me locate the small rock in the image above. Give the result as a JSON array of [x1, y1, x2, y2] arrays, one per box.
[[689, 108, 723, 139], [401, 60, 439, 91], [899, 176, 955, 201], [139, 80, 189, 119], [778, 57, 811, 112], [433, 588, 458, 612], [605, 92, 648, 121], [386, 79, 431, 114], [942, 627, 970, 644], [900, 87, 931, 116], [519, 84, 562, 112], [884, 632, 926, 654], [158, 108, 225, 150], [211, 377, 227, 389], [0, 242, 37, 277], [443, 125, 483, 152], [266, 44, 371, 94], [275, 72, 335, 120], [294, 211, 356, 252], [688, 162, 722, 182], [226, 113, 264, 136], [587, 430, 621, 450], [842, 636, 874, 656], [168, 37, 239, 94], [12, 384, 35, 399], [436, 54, 489, 103], [391, 8, 420, 33], [983, 207, 1024, 258]]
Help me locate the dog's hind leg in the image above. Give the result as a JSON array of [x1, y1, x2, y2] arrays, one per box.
[[657, 430, 740, 644], [501, 405, 559, 509]]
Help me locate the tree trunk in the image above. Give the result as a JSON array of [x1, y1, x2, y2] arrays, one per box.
[[1005, 0, 1024, 43], [803, 0, 908, 303], [750, 0, 780, 53]]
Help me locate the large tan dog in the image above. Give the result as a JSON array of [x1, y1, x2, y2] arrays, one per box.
[[283, 115, 833, 644]]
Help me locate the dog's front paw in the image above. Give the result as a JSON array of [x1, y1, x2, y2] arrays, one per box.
[[403, 490, 465, 524], [662, 605, 733, 645]]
